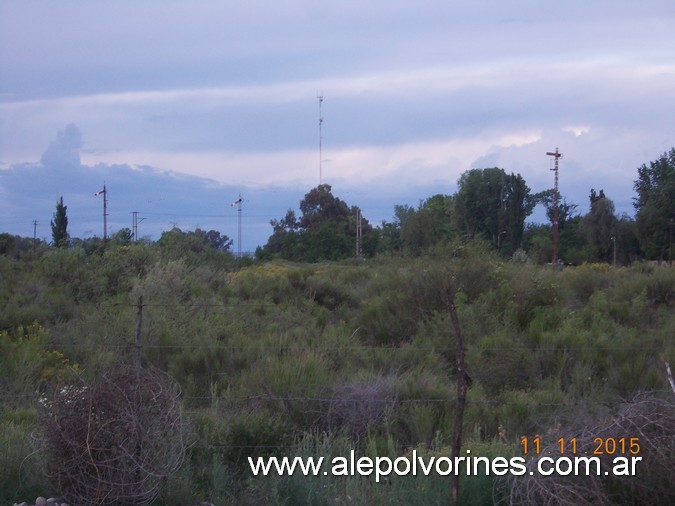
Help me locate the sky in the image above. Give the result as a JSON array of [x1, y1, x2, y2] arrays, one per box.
[[1, 0, 674, 251]]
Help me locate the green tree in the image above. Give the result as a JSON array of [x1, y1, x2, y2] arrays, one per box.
[[584, 189, 617, 262], [455, 168, 534, 255], [614, 213, 641, 265], [112, 228, 133, 246], [534, 189, 578, 232], [375, 219, 402, 254], [396, 195, 457, 254], [50, 196, 68, 248], [0, 233, 16, 255], [298, 184, 351, 230], [157, 227, 233, 264], [261, 185, 375, 261], [633, 148, 675, 261]]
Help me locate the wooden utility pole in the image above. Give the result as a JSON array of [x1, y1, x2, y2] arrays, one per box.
[[546, 148, 562, 264], [132, 211, 138, 241], [446, 290, 467, 504], [95, 185, 108, 244], [355, 207, 362, 258], [32, 220, 38, 251]]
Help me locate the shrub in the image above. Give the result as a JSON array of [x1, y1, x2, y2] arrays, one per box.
[[320, 375, 398, 439], [500, 392, 675, 506], [0, 419, 45, 505], [37, 365, 186, 506]]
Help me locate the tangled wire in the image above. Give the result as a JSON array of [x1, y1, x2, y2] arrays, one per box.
[[496, 391, 675, 506], [37, 365, 186, 506]]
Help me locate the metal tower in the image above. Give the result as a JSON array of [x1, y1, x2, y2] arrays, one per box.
[[546, 148, 563, 264], [231, 194, 243, 258], [318, 95, 324, 184]]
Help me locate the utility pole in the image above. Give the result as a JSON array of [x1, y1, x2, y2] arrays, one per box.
[[611, 235, 617, 267], [95, 185, 108, 244], [318, 94, 324, 185], [32, 220, 39, 251], [132, 211, 138, 241], [355, 207, 362, 258], [231, 194, 243, 258], [546, 148, 562, 264], [131, 211, 145, 241]]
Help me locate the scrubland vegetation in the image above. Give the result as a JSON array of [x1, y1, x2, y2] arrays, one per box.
[[1, 149, 672, 504], [1, 237, 673, 505]]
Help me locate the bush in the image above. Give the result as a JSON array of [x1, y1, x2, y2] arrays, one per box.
[[37, 365, 186, 506], [500, 392, 675, 506], [0, 418, 45, 505], [320, 375, 398, 439]]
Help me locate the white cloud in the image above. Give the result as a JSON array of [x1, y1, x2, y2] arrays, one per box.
[[564, 126, 591, 137], [80, 128, 543, 193]]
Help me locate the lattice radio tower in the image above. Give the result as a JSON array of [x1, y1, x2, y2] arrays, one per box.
[[318, 94, 324, 185], [546, 148, 563, 264]]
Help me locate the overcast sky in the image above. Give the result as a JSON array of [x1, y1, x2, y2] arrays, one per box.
[[1, 0, 674, 250]]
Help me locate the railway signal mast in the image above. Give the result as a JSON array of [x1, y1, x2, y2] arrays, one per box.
[[231, 194, 243, 258], [94, 185, 108, 244], [546, 148, 563, 264]]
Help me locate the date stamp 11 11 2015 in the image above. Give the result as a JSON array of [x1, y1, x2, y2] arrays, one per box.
[[520, 436, 641, 456]]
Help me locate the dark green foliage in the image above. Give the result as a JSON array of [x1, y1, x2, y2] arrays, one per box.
[[584, 189, 618, 262], [395, 195, 458, 254], [0, 418, 46, 505], [534, 189, 578, 232], [50, 196, 68, 247], [455, 167, 535, 255], [259, 185, 377, 262], [633, 148, 675, 261], [0, 232, 16, 254], [158, 227, 234, 266]]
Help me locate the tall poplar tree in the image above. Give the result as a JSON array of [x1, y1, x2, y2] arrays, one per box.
[[455, 168, 535, 255], [633, 148, 675, 261], [51, 196, 69, 247]]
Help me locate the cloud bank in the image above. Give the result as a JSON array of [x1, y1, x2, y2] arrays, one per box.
[[1, 1, 674, 247]]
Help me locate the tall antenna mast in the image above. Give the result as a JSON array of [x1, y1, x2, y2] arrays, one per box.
[[546, 148, 563, 264], [318, 94, 324, 185]]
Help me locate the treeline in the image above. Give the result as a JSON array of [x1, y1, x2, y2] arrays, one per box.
[[257, 149, 674, 264], [2, 148, 672, 266]]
